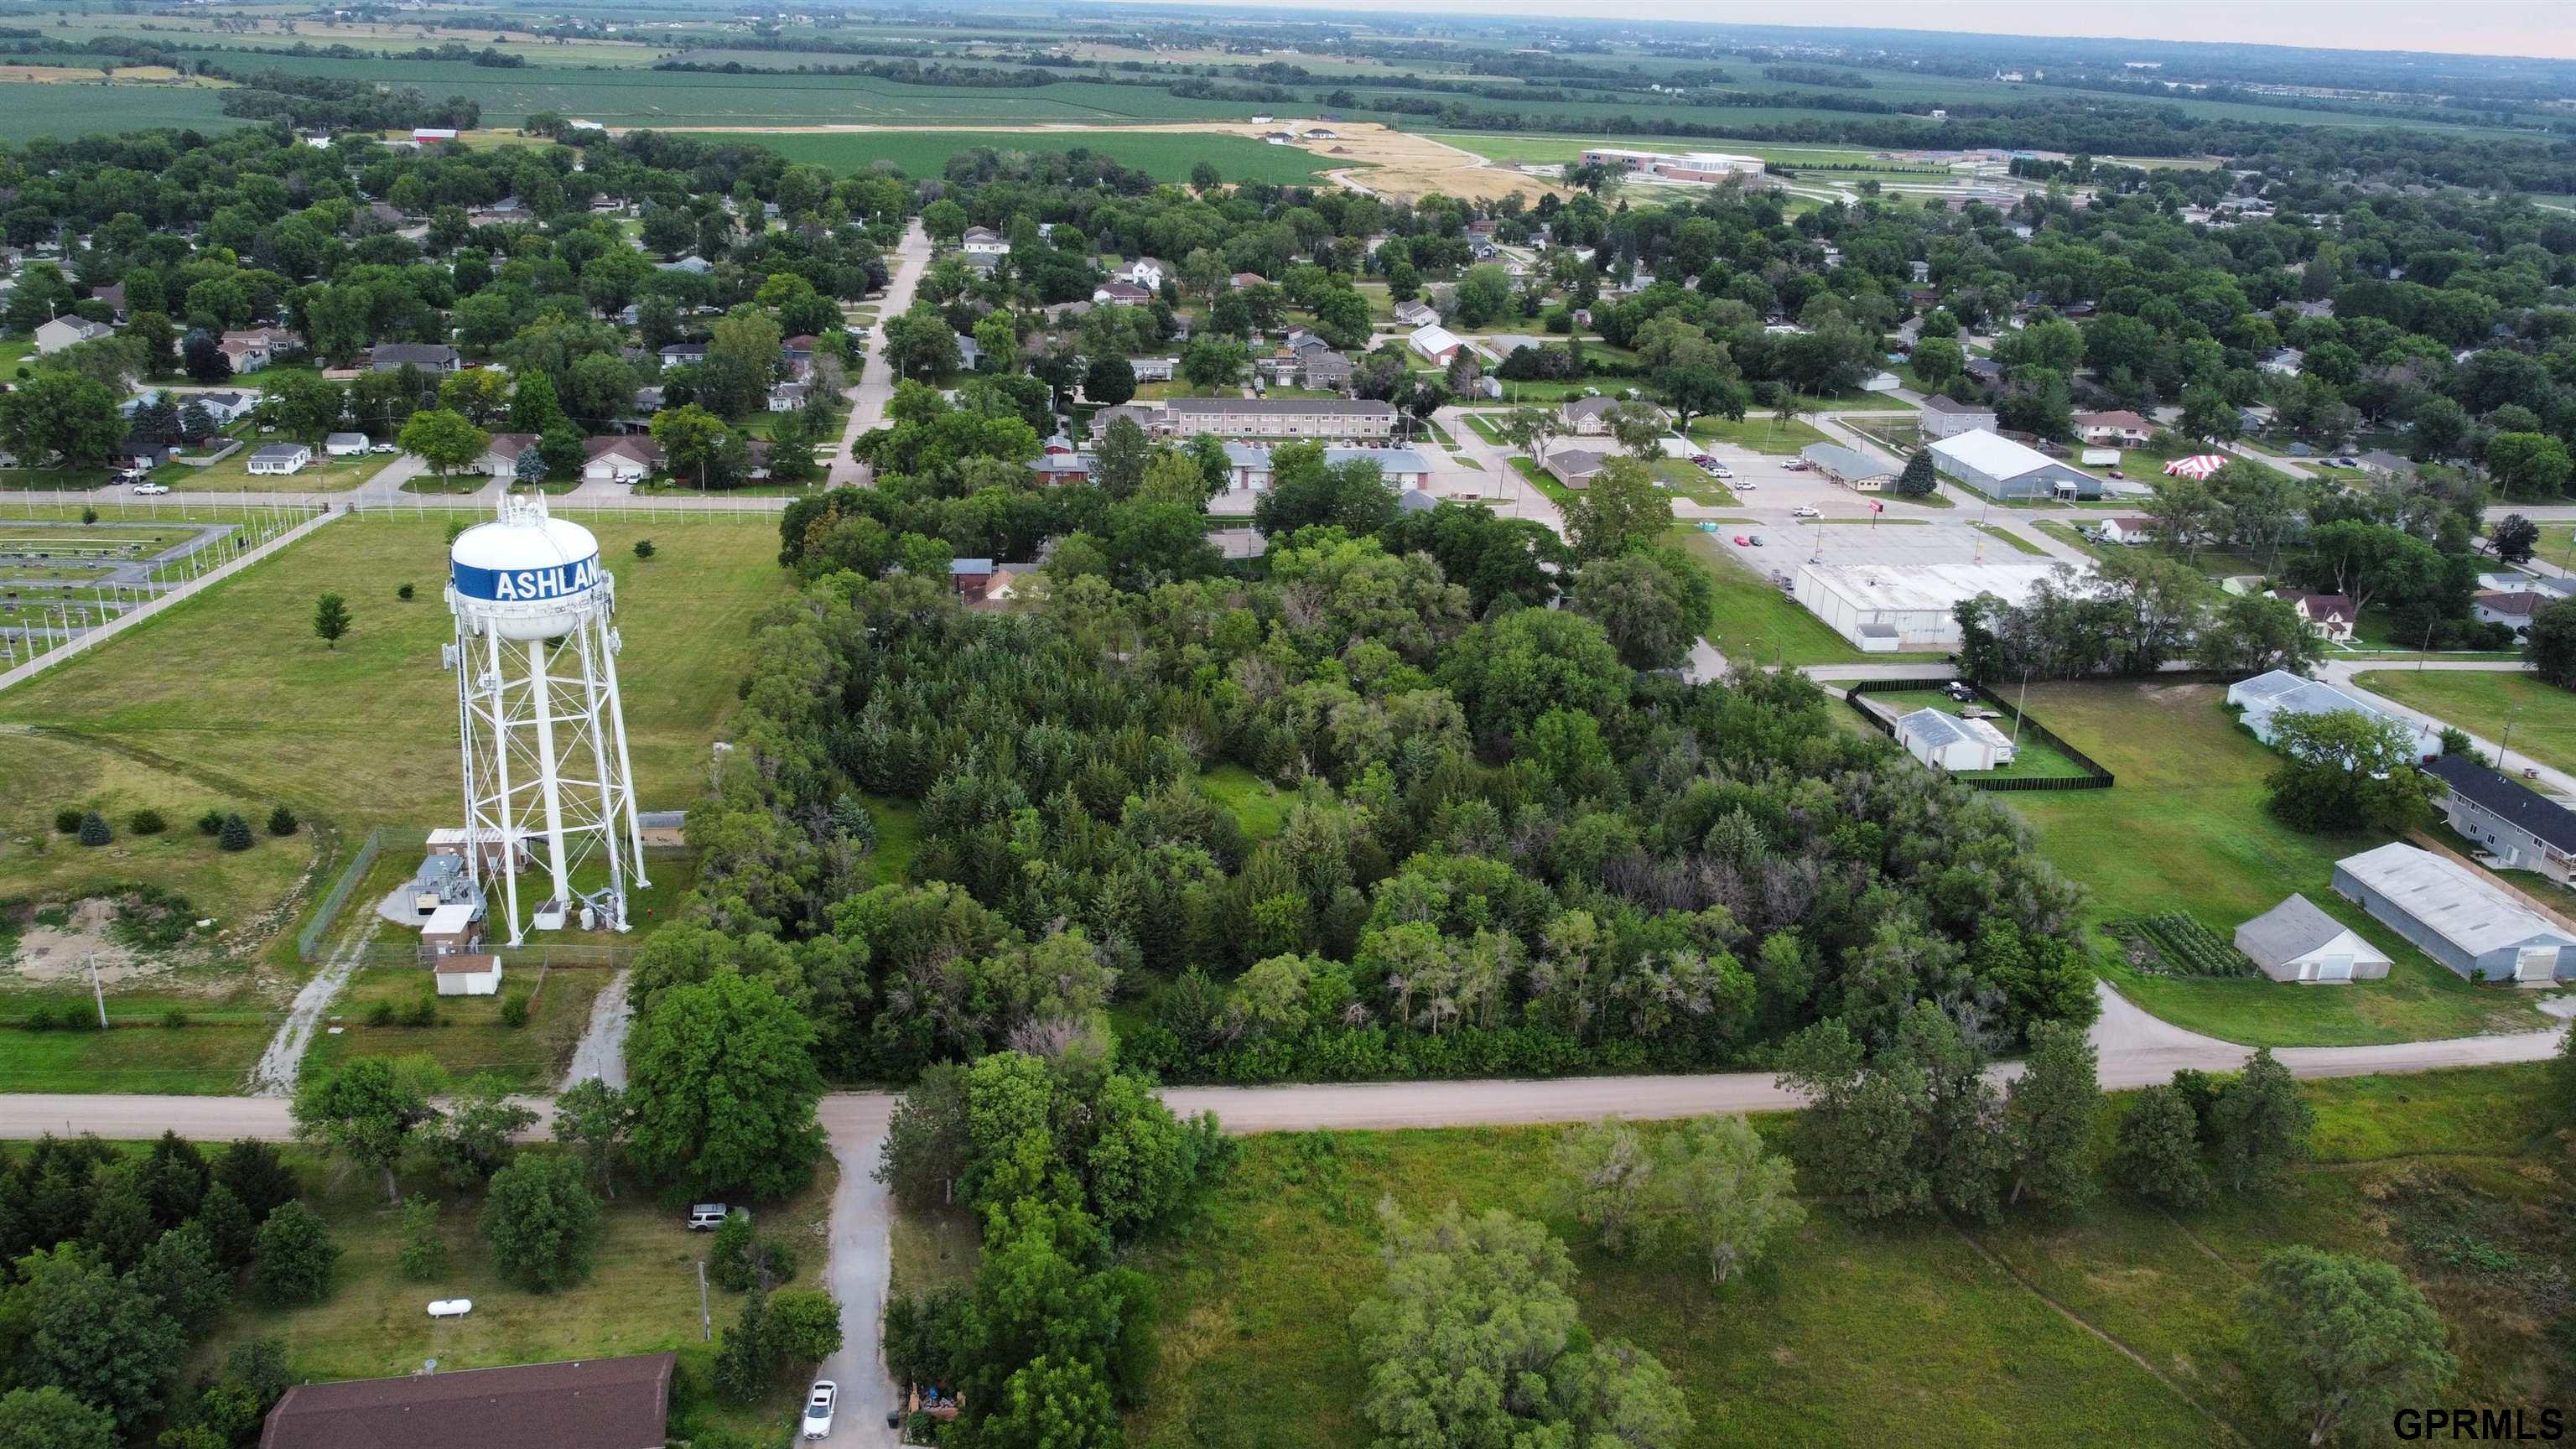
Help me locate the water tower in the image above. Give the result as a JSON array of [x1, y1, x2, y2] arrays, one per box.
[[444, 494, 647, 945]]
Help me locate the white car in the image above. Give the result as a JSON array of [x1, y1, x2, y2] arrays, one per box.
[[1701, 463, 1733, 479], [802, 1380, 837, 1440], [427, 1299, 473, 1318], [131, 480, 169, 495], [370, 442, 399, 454], [1790, 505, 1820, 518]]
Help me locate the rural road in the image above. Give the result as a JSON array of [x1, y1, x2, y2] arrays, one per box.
[[558, 969, 633, 1091], [829, 219, 932, 487], [0, 983, 2559, 1436]]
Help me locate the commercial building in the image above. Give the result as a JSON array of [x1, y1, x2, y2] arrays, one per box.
[[1578, 148, 1768, 183], [1791, 561, 2073, 652], [2225, 670, 2442, 761], [260, 1354, 676, 1449], [1926, 429, 2100, 501], [1800, 442, 1895, 490], [2232, 894, 2392, 983], [2332, 843, 2576, 983]]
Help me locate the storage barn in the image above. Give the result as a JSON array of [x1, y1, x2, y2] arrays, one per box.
[[2331, 843, 2576, 983], [1895, 708, 2017, 771], [1926, 429, 2101, 500], [1792, 562, 2074, 652], [2232, 894, 2392, 983]]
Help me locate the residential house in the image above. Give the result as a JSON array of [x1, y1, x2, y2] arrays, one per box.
[[1085, 403, 1163, 439], [657, 254, 713, 275], [2264, 590, 2357, 640], [91, 283, 126, 322], [1027, 453, 1096, 485], [2355, 449, 2415, 480], [2226, 668, 2441, 759], [1545, 448, 1613, 490], [2333, 842, 2575, 983], [1302, 127, 1337, 140], [368, 343, 460, 374], [2475, 590, 2547, 631], [1113, 257, 1167, 289], [1559, 395, 1665, 436], [219, 326, 295, 373], [190, 390, 261, 427], [985, 563, 1038, 605], [259, 1353, 676, 1449], [33, 315, 111, 355], [2074, 409, 2153, 447], [954, 333, 984, 371], [2426, 756, 2576, 885], [2096, 516, 2158, 547], [1296, 348, 1354, 392], [950, 558, 995, 599], [2259, 346, 2304, 377], [657, 343, 709, 370], [780, 335, 815, 380], [1394, 300, 1440, 328], [1916, 393, 1997, 440], [1895, 708, 2018, 772], [960, 226, 1010, 255], [582, 434, 659, 486], [767, 382, 810, 413], [2233, 895, 2392, 983], [1158, 397, 1396, 440], [476, 433, 542, 478], [1091, 280, 1152, 305], [1961, 356, 2005, 386], [245, 443, 312, 476], [1229, 272, 1266, 290], [1130, 356, 1178, 383]]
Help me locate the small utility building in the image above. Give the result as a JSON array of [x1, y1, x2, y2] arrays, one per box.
[[1926, 428, 2100, 500], [2233, 894, 2392, 983], [2332, 843, 2576, 984], [1895, 707, 2016, 771]]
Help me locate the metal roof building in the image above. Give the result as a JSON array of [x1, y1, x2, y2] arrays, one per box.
[[1926, 428, 2100, 500], [2232, 894, 2392, 983], [2225, 670, 2444, 761], [1792, 561, 2075, 652], [1800, 442, 1895, 487], [2331, 842, 2576, 983]]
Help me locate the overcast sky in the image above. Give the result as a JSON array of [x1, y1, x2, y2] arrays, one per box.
[[1117, 0, 2576, 62]]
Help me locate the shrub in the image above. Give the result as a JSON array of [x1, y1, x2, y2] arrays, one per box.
[[128, 809, 166, 835], [53, 808, 81, 834], [80, 507, 98, 526], [218, 813, 252, 851], [499, 994, 531, 1028], [366, 1000, 397, 1027], [249, 1202, 340, 1306], [634, 539, 657, 558], [397, 583, 416, 601], [23, 1005, 58, 1031], [196, 808, 227, 835], [397, 1195, 447, 1281], [77, 811, 111, 847], [161, 1009, 190, 1030], [403, 993, 439, 1028], [267, 805, 299, 837]]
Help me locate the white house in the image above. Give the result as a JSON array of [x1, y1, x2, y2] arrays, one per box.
[[2073, 410, 2154, 447], [2096, 516, 2156, 547], [1092, 281, 1152, 305], [34, 315, 112, 355], [2233, 894, 2392, 983], [2226, 669, 2441, 761], [1895, 708, 2018, 771], [582, 434, 658, 486], [960, 226, 1010, 256], [189, 390, 261, 426], [1114, 257, 1167, 289], [2475, 589, 2547, 631], [324, 431, 371, 457], [1394, 300, 1441, 329], [2270, 591, 2357, 641], [244, 444, 311, 475]]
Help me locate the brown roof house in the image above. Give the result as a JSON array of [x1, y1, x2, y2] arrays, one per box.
[[261, 1353, 676, 1449]]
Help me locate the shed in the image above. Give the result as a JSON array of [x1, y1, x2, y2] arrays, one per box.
[[2233, 895, 2392, 983], [2332, 842, 2576, 983], [420, 901, 485, 958], [1894, 707, 2016, 771], [435, 953, 504, 998]]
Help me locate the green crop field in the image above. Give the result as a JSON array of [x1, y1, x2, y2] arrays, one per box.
[[1126, 1066, 2568, 1449], [2002, 680, 2553, 1046], [681, 127, 1333, 184], [0, 79, 241, 141], [0, 512, 789, 832]]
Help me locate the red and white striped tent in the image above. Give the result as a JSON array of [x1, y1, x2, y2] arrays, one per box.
[[2163, 454, 2229, 480]]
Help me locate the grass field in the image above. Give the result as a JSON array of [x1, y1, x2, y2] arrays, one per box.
[[2352, 670, 2576, 778], [0, 77, 240, 141], [198, 1145, 837, 1441], [1197, 762, 1294, 840], [1686, 413, 1835, 455], [1128, 1065, 2566, 1449], [0, 512, 790, 831], [678, 128, 1333, 184], [301, 963, 607, 1088], [2003, 680, 2554, 1046]]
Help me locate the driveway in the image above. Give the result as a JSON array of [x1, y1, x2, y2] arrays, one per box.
[[829, 221, 932, 487]]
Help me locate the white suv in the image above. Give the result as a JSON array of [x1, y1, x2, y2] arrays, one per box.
[[802, 1381, 837, 1440]]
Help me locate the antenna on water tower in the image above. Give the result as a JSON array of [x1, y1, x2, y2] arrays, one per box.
[[445, 492, 647, 946]]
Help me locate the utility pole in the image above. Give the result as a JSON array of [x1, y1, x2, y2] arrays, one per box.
[[86, 953, 106, 1029]]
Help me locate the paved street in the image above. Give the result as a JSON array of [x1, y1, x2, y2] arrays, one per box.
[[830, 220, 932, 487]]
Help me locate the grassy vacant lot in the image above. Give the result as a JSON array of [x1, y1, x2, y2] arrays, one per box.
[[1685, 413, 1833, 455], [1852, 688, 2093, 782], [2004, 681, 2551, 1046], [1197, 763, 1295, 841], [302, 965, 607, 1089], [1130, 1066, 2565, 1449], [683, 128, 1332, 184], [0, 512, 790, 830], [2353, 669, 2576, 777], [197, 1147, 836, 1441]]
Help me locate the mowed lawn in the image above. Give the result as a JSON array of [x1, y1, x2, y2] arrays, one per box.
[[1128, 1067, 2564, 1449], [0, 513, 792, 829], [2003, 681, 2551, 1046], [2353, 668, 2576, 778]]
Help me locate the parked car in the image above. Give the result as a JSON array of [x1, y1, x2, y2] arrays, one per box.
[[1791, 505, 1820, 518], [1690, 454, 1716, 466], [1732, 535, 1752, 546], [802, 1381, 837, 1440], [1705, 463, 1734, 480], [131, 480, 169, 495], [370, 442, 399, 454], [1730, 479, 1755, 490], [1748, 534, 1765, 546], [1944, 682, 1977, 703], [687, 1203, 729, 1231], [1783, 460, 1813, 472]]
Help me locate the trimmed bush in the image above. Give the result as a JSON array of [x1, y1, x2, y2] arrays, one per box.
[[218, 813, 252, 851], [402, 993, 438, 1028], [161, 1009, 190, 1030], [267, 805, 299, 837], [54, 808, 81, 834], [129, 809, 167, 836], [197, 808, 227, 835], [77, 811, 111, 847], [499, 994, 531, 1028], [366, 1000, 397, 1028], [397, 583, 416, 601], [634, 539, 657, 558]]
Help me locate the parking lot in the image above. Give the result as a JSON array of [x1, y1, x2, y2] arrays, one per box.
[[1690, 518, 2015, 571], [1666, 436, 1917, 520]]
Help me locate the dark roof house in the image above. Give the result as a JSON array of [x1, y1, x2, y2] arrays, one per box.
[[260, 1354, 676, 1449]]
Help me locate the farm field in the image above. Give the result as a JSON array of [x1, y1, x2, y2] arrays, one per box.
[[678, 127, 1333, 184], [0, 77, 240, 141], [1126, 1066, 2567, 1449], [0, 512, 790, 833], [2002, 680, 2553, 1046], [2353, 668, 2576, 777]]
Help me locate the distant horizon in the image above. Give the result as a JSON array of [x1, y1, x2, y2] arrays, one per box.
[[1085, 0, 2576, 64]]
